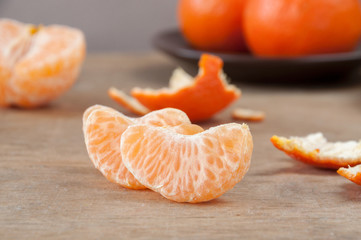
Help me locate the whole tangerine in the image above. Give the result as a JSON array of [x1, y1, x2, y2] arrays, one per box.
[[178, 0, 247, 52], [243, 0, 361, 57]]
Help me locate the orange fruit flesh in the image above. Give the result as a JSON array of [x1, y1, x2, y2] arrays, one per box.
[[83, 105, 143, 189], [129, 54, 241, 122], [0, 19, 86, 108], [121, 123, 253, 203], [0, 19, 29, 107], [83, 105, 196, 189], [337, 165, 361, 185], [271, 133, 361, 169]]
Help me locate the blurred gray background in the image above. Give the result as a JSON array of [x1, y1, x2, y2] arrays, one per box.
[[0, 0, 178, 52]]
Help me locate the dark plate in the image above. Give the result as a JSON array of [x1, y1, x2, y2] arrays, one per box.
[[153, 29, 361, 83]]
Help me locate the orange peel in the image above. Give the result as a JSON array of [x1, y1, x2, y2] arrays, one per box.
[[271, 133, 361, 169], [232, 108, 265, 122], [337, 165, 361, 185], [110, 54, 241, 122], [108, 87, 149, 116]]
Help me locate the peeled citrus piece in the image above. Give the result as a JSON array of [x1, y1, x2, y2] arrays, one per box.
[[0, 19, 30, 107], [84, 105, 141, 189], [232, 108, 265, 122], [116, 54, 240, 122], [108, 87, 150, 116], [121, 123, 253, 203], [0, 18, 85, 108], [337, 165, 361, 185], [83, 105, 193, 189], [271, 133, 361, 169]]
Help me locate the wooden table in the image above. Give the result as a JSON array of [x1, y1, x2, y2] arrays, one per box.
[[1, 53, 361, 239]]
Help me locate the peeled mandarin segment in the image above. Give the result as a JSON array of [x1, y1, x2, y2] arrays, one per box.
[[0, 18, 86, 108], [121, 123, 253, 203], [337, 165, 361, 185], [131, 54, 241, 122], [83, 105, 145, 189], [271, 133, 361, 169], [83, 105, 106, 125], [8, 25, 86, 108], [172, 123, 204, 135], [232, 108, 265, 122], [0, 19, 31, 107], [108, 87, 150, 116], [83, 105, 193, 189]]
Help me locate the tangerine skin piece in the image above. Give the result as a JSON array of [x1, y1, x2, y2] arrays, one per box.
[[271, 134, 361, 169], [131, 54, 241, 122], [108, 87, 150, 116], [337, 165, 361, 186], [232, 108, 265, 122]]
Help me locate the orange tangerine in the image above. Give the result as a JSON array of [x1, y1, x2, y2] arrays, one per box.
[[0, 18, 85, 108]]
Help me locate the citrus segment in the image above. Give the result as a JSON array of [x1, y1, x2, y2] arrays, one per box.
[[0, 19, 31, 107], [172, 123, 204, 135], [337, 165, 361, 186], [108, 87, 150, 115], [83, 105, 193, 189], [121, 123, 253, 203], [83, 105, 143, 189], [129, 54, 241, 122], [0, 18, 86, 108], [271, 133, 361, 169]]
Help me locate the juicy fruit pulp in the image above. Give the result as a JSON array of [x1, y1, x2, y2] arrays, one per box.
[[84, 105, 253, 203], [0, 18, 85, 108], [121, 123, 253, 203], [83, 105, 193, 189]]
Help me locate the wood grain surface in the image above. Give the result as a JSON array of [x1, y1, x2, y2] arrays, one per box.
[[1, 53, 361, 239]]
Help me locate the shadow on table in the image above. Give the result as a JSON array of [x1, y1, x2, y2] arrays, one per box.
[[256, 160, 336, 177], [338, 183, 361, 201]]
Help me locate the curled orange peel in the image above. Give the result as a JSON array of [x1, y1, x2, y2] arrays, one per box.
[[337, 165, 361, 186], [109, 54, 241, 122], [271, 133, 361, 169]]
